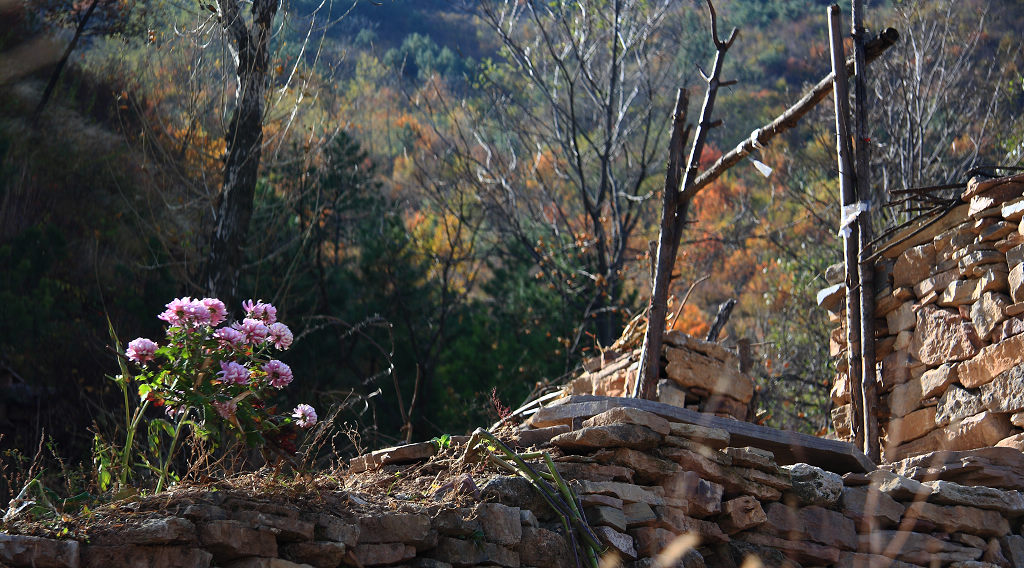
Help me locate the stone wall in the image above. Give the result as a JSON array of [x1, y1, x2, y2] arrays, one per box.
[[7, 400, 1024, 568], [824, 173, 1024, 462]]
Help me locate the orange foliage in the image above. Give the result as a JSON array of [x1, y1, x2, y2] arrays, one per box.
[[670, 302, 709, 338]]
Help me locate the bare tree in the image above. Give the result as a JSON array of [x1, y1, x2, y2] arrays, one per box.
[[870, 0, 1022, 220], [463, 0, 683, 347], [203, 0, 280, 302]]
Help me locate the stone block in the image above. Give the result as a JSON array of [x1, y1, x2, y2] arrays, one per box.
[[885, 406, 937, 446], [959, 333, 1024, 388], [1011, 264, 1024, 302], [894, 243, 936, 288], [359, 513, 433, 548], [887, 377, 923, 418], [840, 486, 904, 529], [572, 480, 664, 506], [477, 503, 522, 546], [972, 291, 1012, 339], [818, 283, 846, 312], [763, 502, 857, 551], [996, 432, 1024, 451], [593, 447, 679, 485], [858, 531, 981, 565], [592, 526, 636, 561], [665, 347, 753, 403], [911, 304, 980, 365], [926, 479, 1024, 515], [736, 531, 840, 566], [885, 301, 916, 334], [981, 363, 1024, 413], [782, 463, 842, 507], [0, 534, 80, 568], [915, 268, 959, 298], [656, 379, 688, 408], [431, 538, 515, 568], [666, 422, 730, 450], [832, 403, 853, 437], [199, 520, 276, 562], [904, 501, 1010, 537], [663, 471, 723, 517], [920, 363, 959, 399], [717, 496, 765, 534], [582, 407, 670, 436], [281, 541, 347, 568], [516, 527, 573, 568], [550, 424, 661, 452], [831, 371, 851, 404], [936, 384, 984, 427], [82, 545, 211, 568], [879, 350, 912, 392], [622, 502, 657, 527], [943, 411, 1013, 451]]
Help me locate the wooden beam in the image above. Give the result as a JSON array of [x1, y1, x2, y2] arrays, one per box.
[[676, 27, 898, 206], [530, 395, 875, 473]]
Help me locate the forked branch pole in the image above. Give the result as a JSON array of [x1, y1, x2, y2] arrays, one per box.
[[635, 0, 736, 399]]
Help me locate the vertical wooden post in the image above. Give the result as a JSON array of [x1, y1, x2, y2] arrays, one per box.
[[828, 5, 864, 450], [852, 0, 879, 463]]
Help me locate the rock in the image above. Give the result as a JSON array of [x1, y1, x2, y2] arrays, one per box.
[[736, 531, 840, 566], [1000, 535, 1024, 568], [894, 243, 936, 288], [222, 558, 315, 568], [648, 509, 728, 545], [973, 292, 1012, 338], [661, 447, 781, 502], [582, 407, 671, 436], [817, 283, 846, 312], [663, 471, 724, 517], [90, 517, 196, 546], [960, 250, 1006, 277], [936, 384, 985, 427], [516, 527, 573, 568], [199, 520, 277, 562], [622, 502, 658, 527], [584, 505, 627, 533], [997, 316, 1024, 340], [664, 347, 754, 403], [0, 533, 80, 568], [887, 378, 923, 418], [858, 531, 982, 565], [1010, 264, 1024, 302], [431, 538, 517, 567], [915, 268, 958, 298], [867, 470, 931, 501], [959, 334, 1024, 388], [311, 515, 358, 546], [980, 220, 1016, 242], [722, 447, 777, 472], [667, 422, 730, 450], [882, 428, 947, 463], [717, 496, 766, 535], [921, 363, 959, 398], [981, 363, 1024, 413], [832, 403, 853, 438], [903, 501, 1010, 537], [832, 372, 852, 404], [763, 502, 857, 550], [514, 425, 570, 448], [572, 480, 665, 506], [889, 447, 1024, 490], [81, 545, 211, 568], [553, 460, 633, 483], [477, 503, 522, 546], [836, 552, 919, 568], [782, 463, 842, 507], [911, 304, 980, 365], [944, 411, 1013, 451], [281, 541, 347, 568], [885, 406, 937, 446], [592, 526, 637, 560], [926, 479, 1024, 515], [656, 379, 689, 408], [433, 508, 483, 538], [840, 486, 905, 529], [1007, 242, 1024, 267], [359, 513, 433, 548], [549, 424, 662, 452], [593, 447, 679, 484], [232, 510, 315, 542], [349, 441, 437, 472], [941, 278, 981, 306], [879, 350, 913, 392], [482, 476, 554, 517], [1002, 198, 1024, 221], [995, 432, 1024, 451], [885, 301, 916, 334]]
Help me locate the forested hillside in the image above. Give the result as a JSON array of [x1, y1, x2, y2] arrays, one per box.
[[1, 0, 1021, 498]]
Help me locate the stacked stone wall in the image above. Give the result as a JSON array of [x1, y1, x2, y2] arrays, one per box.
[[824, 173, 1024, 462], [8, 400, 1024, 568]]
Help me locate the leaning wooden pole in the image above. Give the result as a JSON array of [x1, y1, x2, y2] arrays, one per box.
[[828, 5, 864, 449], [635, 0, 737, 400], [852, 0, 879, 463]]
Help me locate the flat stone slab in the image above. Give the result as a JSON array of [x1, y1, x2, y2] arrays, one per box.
[[529, 395, 874, 473]]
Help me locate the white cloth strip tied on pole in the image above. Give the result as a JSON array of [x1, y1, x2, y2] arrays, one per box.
[[838, 201, 871, 239]]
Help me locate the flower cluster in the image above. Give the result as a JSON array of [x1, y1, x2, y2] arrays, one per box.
[[126, 297, 317, 450]]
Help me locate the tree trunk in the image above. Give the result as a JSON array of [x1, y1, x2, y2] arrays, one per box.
[[204, 0, 278, 302]]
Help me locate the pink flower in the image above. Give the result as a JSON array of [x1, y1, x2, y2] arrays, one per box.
[[267, 322, 293, 350], [158, 297, 191, 326], [212, 400, 237, 420], [233, 318, 269, 345], [242, 299, 277, 324], [201, 298, 228, 326], [126, 338, 158, 363], [262, 360, 293, 388], [291, 404, 317, 428], [217, 361, 250, 385], [183, 299, 211, 326], [214, 327, 246, 348]]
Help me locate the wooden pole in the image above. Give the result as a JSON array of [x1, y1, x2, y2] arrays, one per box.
[[635, 0, 737, 400], [852, 0, 879, 463], [828, 5, 864, 449]]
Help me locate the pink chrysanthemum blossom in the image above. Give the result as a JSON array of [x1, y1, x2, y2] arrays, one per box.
[[126, 337, 158, 363], [262, 360, 293, 388], [201, 298, 228, 326], [242, 299, 277, 324], [212, 400, 237, 420], [232, 318, 269, 345], [158, 297, 192, 326], [291, 404, 317, 428], [183, 298, 211, 326], [217, 361, 250, 385], [267, 322, 293, 350], [214, 327, 246, 348]]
